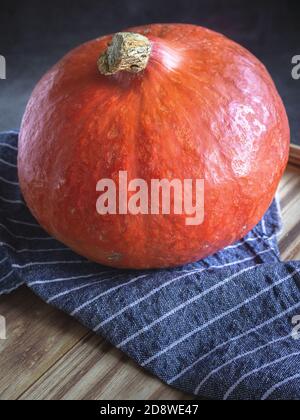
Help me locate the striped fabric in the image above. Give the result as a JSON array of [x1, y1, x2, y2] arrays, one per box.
[[1, 131, 300, 400]]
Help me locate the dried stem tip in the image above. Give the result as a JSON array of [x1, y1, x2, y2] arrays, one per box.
[[98, 32, 152, 76]]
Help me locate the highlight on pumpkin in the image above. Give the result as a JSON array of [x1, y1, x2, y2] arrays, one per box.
[[96, 171, 205, 226]]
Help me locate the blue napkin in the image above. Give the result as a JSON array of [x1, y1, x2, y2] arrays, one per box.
[[1, 131, 300, 400]]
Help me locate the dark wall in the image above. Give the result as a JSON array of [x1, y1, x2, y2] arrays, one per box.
[[0, 0, 299, 144]]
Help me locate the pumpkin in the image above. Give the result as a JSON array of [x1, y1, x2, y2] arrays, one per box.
[[18, 23, 290, 269]]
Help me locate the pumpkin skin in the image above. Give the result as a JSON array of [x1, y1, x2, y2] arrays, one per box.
[[18, 23, 290, 269]]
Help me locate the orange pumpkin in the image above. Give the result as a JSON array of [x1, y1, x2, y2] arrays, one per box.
[[18, 23, 290, 269]]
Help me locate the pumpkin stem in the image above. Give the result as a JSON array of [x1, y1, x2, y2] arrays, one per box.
[[98, 32, 152, 76]]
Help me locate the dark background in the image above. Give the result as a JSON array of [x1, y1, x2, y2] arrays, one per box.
[[0, 0, 299, 144]]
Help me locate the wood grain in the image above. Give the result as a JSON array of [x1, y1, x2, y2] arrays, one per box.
[[0, 164, 300, 400], [289, 144, 300, 167], [19, 334, 191, 400], [278, 164, 300, 260], [0, 288, 87, 399]]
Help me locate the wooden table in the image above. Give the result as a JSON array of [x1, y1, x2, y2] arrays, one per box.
[[0, 163, 299, 400]]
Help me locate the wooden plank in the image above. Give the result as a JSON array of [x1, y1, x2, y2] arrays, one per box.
[[0, 164, 300, 400], [0, 287, 87, 400], [0, 288, 191, 400], [19, 334, 192, 400], [289, 144, 300, 167], [278, 164, 300, 260]]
